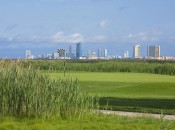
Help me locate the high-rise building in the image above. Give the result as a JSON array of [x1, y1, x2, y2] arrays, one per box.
[[26, 50, 31, 59], [98, 48, 103, 57], [104, 49, 108, 58], [147, 45, 160, 59], [76, 42, 82, 58], [69, 44, 72, 54], [68, 44, 75, 59], [124, 51, 129, 58], [133, 45, 140, 58]]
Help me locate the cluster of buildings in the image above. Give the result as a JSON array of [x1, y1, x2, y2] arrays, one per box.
[[26, 43, 81, 60], [133, 45, 175, 60], [87, 49, 108, 59], [133, 45, 161, 59], [26, 43, 175, 60], [26, 43, 110, 60]]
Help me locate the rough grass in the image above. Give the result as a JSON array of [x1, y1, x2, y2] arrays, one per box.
[[1, 114, 175, 130], [47, 72, 175, 114], [0, 61, 98, 119]]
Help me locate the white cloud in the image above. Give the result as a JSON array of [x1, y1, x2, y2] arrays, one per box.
[[125, 31, 163, 43], [0, 35, 22, 43], [51, 32, 84, 43], [99, 20, 108, 28], [0, 32, 109, 45], [51, 32, 107, 43], [0, 31, 84, 44]]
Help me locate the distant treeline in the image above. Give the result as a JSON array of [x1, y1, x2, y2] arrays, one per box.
[[5, 59, 175, 75]]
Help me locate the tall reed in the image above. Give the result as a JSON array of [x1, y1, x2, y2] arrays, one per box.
[[0, 60, 98, 118], [22, 60, 175, 75]]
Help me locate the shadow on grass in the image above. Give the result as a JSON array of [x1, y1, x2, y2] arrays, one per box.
[[99, 97, 175, 114]]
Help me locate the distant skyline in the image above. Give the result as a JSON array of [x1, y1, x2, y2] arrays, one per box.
[[0, 0, 175, 58]]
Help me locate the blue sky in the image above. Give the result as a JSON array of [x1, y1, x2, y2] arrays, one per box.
[[0, 0, 175, 58]]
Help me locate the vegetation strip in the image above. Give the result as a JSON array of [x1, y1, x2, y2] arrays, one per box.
[[23, 60, 175, 75]]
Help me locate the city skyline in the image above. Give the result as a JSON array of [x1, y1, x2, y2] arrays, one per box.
[[25, 43, 175, 61], [0, 0, 175, 58]]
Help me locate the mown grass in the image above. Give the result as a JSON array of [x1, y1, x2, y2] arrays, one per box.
[[47, 72, 175, 114], [48, 72, 175, 98], [48, 71, 175, 82], [1, 114, 175, 130]]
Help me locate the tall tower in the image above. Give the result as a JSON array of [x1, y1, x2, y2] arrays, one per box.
[[76, 42, 82, 58], [26, 50, 31, 59], [147, 45, 160, 59], [133, 45, 140, 59], [104, 49, 108, 58], [69, 44, 72, 54], [124, 51, 129, 58], [98, 48, 102, 57]]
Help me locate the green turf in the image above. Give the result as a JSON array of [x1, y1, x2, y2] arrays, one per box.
[[47, 72, 175, 114], [48, 72, 175, 98], [59, 72, 175, 82], [1, 115, 174, 130]]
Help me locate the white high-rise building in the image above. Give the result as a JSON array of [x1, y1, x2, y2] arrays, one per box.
[[124, 51, 129, 58], [133, 45, 140, 58], [26, 50, 31, 59]]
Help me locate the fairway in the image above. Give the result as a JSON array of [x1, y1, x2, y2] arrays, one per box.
[[50, 72, 175, 82], [47, 72, 175, 114], [48, 72, 175, 98]]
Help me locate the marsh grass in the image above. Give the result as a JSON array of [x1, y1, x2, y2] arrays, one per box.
[[23, 60, 175, 75], [0, 60, 98, 119]]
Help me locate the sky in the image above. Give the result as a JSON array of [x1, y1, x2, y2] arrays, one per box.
[[0, 0, 175, 58]]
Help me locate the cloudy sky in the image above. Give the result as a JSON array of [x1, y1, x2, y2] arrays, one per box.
[[0, 0, 175, 58]]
